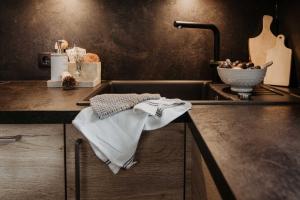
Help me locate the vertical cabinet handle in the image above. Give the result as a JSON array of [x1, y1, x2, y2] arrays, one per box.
[[0, 135, 22, 144], [75, 139, 83, 200]]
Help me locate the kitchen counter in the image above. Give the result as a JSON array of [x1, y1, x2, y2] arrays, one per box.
[[1, 81, 300, 200], [188, 105, 300, 200], [0, 81, 97, 123]]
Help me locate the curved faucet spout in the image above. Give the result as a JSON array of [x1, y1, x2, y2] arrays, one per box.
[[173, 20, 220, 61]]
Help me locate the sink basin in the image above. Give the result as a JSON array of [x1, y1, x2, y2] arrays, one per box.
[[77, 80, 232, 106]]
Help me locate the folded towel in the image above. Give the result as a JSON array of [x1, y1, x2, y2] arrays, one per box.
[[134, 97, 185, 118], [73, 98, 191, 174], [90, 93, 160, 119], [134, 98, 189, 130]]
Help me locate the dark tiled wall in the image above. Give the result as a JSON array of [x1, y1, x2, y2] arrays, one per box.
[[0, 0, 275, 80], [279, 0, 300, 87]]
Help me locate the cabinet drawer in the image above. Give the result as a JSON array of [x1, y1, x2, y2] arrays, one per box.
[[0, 124, 64, 200], [66, 123, 184, 200]]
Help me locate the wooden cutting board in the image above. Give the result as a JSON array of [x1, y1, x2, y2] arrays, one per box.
[[264, 35, 292, 86], [249, 15, 276, 66]]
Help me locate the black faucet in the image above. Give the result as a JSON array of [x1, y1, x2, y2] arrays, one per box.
[[174, 21, 221, 81]]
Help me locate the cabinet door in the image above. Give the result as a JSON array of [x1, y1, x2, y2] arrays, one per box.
[[66, 123, 184, 200], [0, 124, 64, 200], [185, 125, 222, 200]]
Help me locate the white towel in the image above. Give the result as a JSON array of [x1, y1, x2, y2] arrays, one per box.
[[72, 98, 191, 174], [134, 97, 188, 130]]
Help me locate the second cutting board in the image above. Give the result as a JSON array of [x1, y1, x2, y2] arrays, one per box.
[[264, 35, 292, 86]]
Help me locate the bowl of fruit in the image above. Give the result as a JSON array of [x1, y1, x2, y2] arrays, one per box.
[[217, 59, 273, 93]]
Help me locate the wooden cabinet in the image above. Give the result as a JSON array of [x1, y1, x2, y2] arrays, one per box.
[[0, 124, 64, 200], [66, 123, 185, 200], [0, 122, 221, 200], [185, 126, 221, 200]]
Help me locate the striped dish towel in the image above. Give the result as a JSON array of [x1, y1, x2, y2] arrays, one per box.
[[72, 98, 192, 174]]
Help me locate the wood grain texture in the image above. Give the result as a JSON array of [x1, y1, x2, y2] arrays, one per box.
[[185, 126, 221, 200], [185, 124, 192, 200], [66, 123, 184, 200], [191, 138, 221, 200], [0, 124, 64, 200]]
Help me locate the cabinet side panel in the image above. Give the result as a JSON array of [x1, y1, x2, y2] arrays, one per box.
[[190, 129, 222, 200]]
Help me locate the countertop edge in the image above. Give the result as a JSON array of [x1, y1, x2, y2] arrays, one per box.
[[187, 113, 236, 200], [0, 110, 80, 124]]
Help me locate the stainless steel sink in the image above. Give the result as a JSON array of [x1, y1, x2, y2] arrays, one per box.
[[77, 80, 232, 106]]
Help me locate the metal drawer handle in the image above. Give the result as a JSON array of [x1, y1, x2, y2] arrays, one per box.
[[0, 135, 22, 144], [75, 138, 83, 200]]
